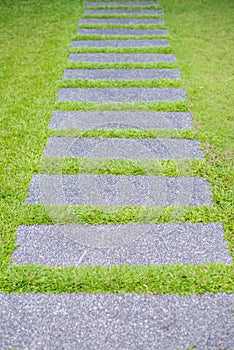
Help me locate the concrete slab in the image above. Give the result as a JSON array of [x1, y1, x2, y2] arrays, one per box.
[[79, 17, 164, 24], [13, 223, 232, 266], [77, 28, 169, 36], [84, 2, 159, 6], [84, 9, 164, 14], [48, 111, 193, 130], [0, 293, 233, 349], [25, 174, 212, 206], [71, 39, 169, 47], [69, 53, 176, 63], [63, 68, 180, 80], [56, 88, 186, 102], [43, 137, 204, 159]]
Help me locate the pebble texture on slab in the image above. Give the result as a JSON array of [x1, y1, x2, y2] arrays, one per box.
[[71, 39, 169, 47], [57, 88, 186, 102], [84, 2, 159, 6], [79, 17, 164, 24], [13, 223, 232, 266], [63, 68, 180, 80], [84, 9, 164, 14], [0, 293, 233, 350], [69, 53, 176, 63], [43, 137, 204, 159], [48, 111, 193, 130], [77, 28, 169, 36], [25, 174, 212, 206]]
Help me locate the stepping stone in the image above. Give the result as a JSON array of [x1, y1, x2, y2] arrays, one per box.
[[71, 39, 169, 48], [84, 2, 159, 6], [79, 17, 164, 24], [69, 53, 176, 63], [1, 293, 233, 349], [13, 223, 232, 266], [63, 69, 180, 80], [25, 174, 212, 206], [57, 88, 186, 102], [48, 111, 193, 130], [43, 137, 204, 159], [77, 28, 169, 36], [84, 9, 164, 14]]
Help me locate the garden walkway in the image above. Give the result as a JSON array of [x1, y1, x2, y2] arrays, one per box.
[[0, 1, 233, 349]]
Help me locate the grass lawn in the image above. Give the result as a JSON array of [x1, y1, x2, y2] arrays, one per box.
[[0, 0, 233, 293]]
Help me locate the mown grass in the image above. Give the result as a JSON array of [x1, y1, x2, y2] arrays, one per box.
[[60, 78, 182, 88], [0, 0, 233, 293]]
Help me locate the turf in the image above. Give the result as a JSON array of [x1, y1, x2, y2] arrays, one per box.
[[0, 0, 233, 293]]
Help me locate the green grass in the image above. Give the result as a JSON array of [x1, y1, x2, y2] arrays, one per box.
[[0, 0, 233, 294], [49, 127, 194, 138], [56, 100, 188, 111], [70, 46, 173, 53], [60, 78, 181, 88]]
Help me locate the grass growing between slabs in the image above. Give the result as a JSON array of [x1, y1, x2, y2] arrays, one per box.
[[0, 0, 233, 293]]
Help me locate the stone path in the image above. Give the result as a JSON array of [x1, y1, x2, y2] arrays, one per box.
[[2, 1, 233, 349], [71, 38, 170, 47], [77, 28, 169, 35]]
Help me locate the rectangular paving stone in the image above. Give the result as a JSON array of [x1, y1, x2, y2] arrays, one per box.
[[25, 174, 212, 206], [48, 111, 193, 130], [71, 39, 169, 48], [84, 9, 164, 14], [1, 293, 233, 350], [44, 137, 204, 159], [13, 223, 232, 266], [77, 28, 169, 36], [57, 88, 186, 103], [84, 2, 159, 6], [79, 17, 164, 24], [63, 69, 180, 80], [69, 53, 176, 63]]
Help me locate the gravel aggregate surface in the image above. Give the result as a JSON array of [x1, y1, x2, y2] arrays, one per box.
[[84, 1, 159, 6], [63, 68, 180, 80], [57, 87, 186, 102], [25, 174, 213, 206], [13, 223, 232, 266], [77, 28, 168, 36], [79, 17, 164, 24], [69, 53, 176, 63], [71, 39, 169, 47], [1, 293, 233, 350], [48, 111, 193, 129], [84, 9, 164, 14], [44, 137, 204, 159]]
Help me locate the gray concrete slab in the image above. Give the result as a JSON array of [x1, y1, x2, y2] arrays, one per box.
[[79, 17, 164, 24], [43, 137, 204, 159], [63, 68, 180, 80], [71, 39, 169, 47], [78, 28, 169, 36], [69, 53, 176, 63], [84, 2, 159, 6], [84, 9, 164, 14], [13, 223, 232, 266], [0, 293, 233, 350], [57, 88, 186, 102], [48, 111, 193, 130], [25, 174, 212, 206]]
